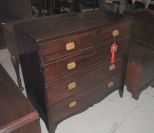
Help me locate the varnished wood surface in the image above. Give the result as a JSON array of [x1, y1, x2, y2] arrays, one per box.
[[50, 73, 123, 122], [130, 10, 154, 49], [40, 31, 95, 63], [46, 56, 124, 106], [14, 10, 131, 42], [14, 10, 131, 133], [126, 41, 154, 99], [125, 10, 154, 99], [0, 64, 41, 133], [43, 37, 129, 84]]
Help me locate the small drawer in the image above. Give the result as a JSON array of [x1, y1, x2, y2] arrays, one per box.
[[40, 31, 95, 63], [44, 37, 129, 84], [96, 36, 130, 57], [46, 57, 124, 106], [44, 50, 95, 84], [46, 67, 95, 106], [49, 73, 123, 122], [97, 21, 131, 44]]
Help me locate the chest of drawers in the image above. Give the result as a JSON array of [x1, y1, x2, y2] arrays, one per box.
[[0, 64, 41, 133], [125, 10, 154, 99], [14, 10, 131, 133], [131, 10, 154, 49], [126, 44, 154, 100]]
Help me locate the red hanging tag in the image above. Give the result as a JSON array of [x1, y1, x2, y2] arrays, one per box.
[[111, 42, 118, 64]]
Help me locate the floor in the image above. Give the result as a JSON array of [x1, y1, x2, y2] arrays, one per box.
[[0, 48, 154, 133]]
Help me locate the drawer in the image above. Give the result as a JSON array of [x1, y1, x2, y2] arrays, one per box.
[[132, 21, 153, 34], [44, 50, 95, 84], [40, 31, 95, 63], [96, 36, 130, 54], [46, 57, 124, 106], [49, 73, 123, 122], [132, 30, 151, 43], [97, 21, 131, 44], [44, 37, 129, 84]]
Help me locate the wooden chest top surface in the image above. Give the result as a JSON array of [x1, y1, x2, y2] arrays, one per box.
[[15, 10, 131, 42]]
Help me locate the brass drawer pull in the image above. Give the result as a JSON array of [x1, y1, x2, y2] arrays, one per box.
[[105, 0, 112, 3], [109, 64, 115, 71], [112, 29, 119, 37], [69, 101, 77, 108], [1, 22, 5, 25], [67, 62, 76, 70], [68, 82, 77, 90], [108, 81, 114, 88], [66, 42, 75, 51]]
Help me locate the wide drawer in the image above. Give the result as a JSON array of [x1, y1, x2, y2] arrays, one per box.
[[39, 31, 95, 63], [43, 36, 129, 84], [49, 73, 123, 122], [46, 57, 124, 106], [97, 21, 131, 44]]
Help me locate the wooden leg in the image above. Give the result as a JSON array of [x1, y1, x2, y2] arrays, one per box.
[[131, 90, 140, 100], [49, 122, 58, 133], [11, 55, 24, 91], [150, 81, 154, 88], [119, 85, 124, 98]]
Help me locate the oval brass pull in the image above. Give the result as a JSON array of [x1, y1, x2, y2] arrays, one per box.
[[108, 81, 114, 88], [66, 42, 75, 51], [68, 82, 77, 90], [69, 101, 77, 108], [67, 62, 76, 70], [109, 64, 116, 71], [112, 29, 119, 37], [1, 22, 5, 25]]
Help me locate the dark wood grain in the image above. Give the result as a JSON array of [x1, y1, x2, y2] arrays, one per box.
[[15, 10, 131, 42], [98, 21, 131, 44], [49, 73, 123, 123], [40, 31, 95, 63], [46, 56, 124, 106], [44, 36, 129, 84], [0, 64, 41, 133], [125, 10, 154, 99], [125, 41, 154, 99], [14, 10, 131, 133]]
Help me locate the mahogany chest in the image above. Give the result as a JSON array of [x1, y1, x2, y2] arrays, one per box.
[[14, 10, 132, 133], [0, 64, 41, 133], [125, 10, 154, 99]]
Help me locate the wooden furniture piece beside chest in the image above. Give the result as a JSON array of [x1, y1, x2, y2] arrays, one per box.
[[14, 10, 132, 133], [0, 0, 32, 49], [125, 10, 154, 99], [0, 64, 41, 133], [0, 0, 32, 90], [125, 40, 154, 99], [0, 12, 19, 49], [130, 10, 154, 49], [2, 21, 25, 91]]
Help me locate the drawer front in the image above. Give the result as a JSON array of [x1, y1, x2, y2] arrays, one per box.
[[44, 50, 95, 84], [49, 73, 123, 122], [97, 21, 131, 44], [44, 37, 129, 84], [132, 30, 151, 43], [46, 57, 124, 106], [96, 36, 130, 54], [40, 31, 95, 63]]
